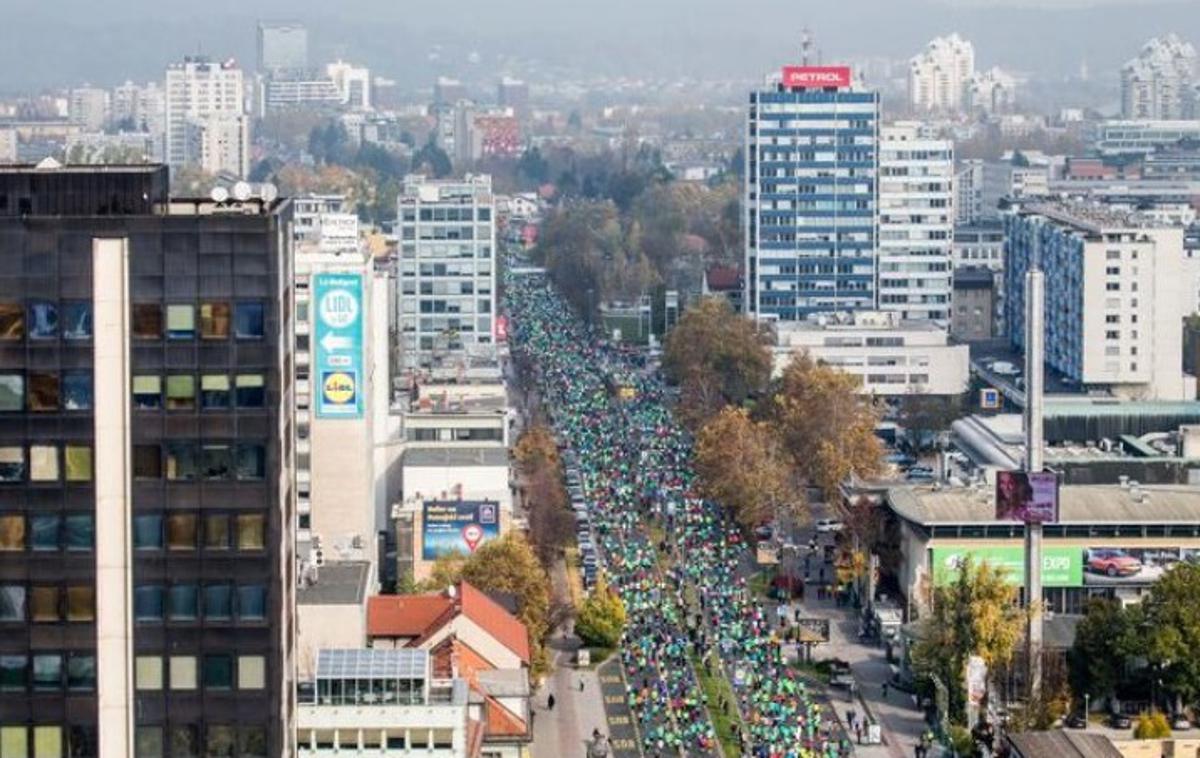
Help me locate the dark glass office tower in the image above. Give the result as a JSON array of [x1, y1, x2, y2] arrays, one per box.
[[0, 165, 294, 758]]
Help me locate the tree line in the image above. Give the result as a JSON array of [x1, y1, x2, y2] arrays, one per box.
[[663, 297, 883, 532]]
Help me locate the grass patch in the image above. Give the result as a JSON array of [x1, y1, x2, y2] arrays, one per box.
[[692, 655, 744, 758], [747, 571, 772, 599]]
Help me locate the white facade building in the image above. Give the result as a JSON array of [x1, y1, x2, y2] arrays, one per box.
[[878, 123, 954, 321], [164, 57, 246, 172], [197, 112, 250, 177], [968, 67, 1017, 114], [397, 174, 497, 371], [773, 311, 970, 396], [1122, 34, 1198, 120], [327, 61, 372, 111], [297, 649, 470, 757], [68, 87, 110, 132], [1006, 202, 1192, 401], [908, 34, 975, 113]]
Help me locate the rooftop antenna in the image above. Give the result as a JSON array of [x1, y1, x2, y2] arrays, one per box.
[[800, 28, 813, 66]]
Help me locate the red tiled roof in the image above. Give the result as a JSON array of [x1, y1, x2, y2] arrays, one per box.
[[366, 581, 530, 664], [457, 581, 531, 664], [366, 593, 451, 638], [485, 696, 529, 738], [706, 265, 742, 291]]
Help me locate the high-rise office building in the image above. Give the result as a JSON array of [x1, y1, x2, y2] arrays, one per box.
[[325, 61, 372, 111], [257, 22, 309, 77], [908, 33, 974, 113], [1006, 201, 1190, 401], [744, 64, 880, 321], [1122, 34, 1197, 120], [496, 77, 530, 121], [878, 123, 954, 322], [396, 174, 497, 372], [0, 164, 294, 757], [164, 57, 247, 175]]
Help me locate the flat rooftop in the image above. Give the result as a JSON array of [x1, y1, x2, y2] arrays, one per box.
[[1021, 200, 1161, 232], [889, 484, 1200, 526], [404, 446, 509, 467], [298, 561, 371, 606]]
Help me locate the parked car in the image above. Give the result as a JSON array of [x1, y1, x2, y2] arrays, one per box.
[[754, 524, 775, 541], [815, 519, 844, 533], [1087, 549, 1143, 577], [1107, 712, 1132, 729], [1064, 712, 1087, 729], [1172, 714, 1192, 730]]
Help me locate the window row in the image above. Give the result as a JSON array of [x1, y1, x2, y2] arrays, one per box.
[[134, 653, 265, 692], [133, 584, 267, 623], [0, 372, 93, 413], [0, 724, 93, 758], [134, 723, 267, 758], [0, 514, 93, 552], [0, 585, 95, 623], [132, 512, 265, 552], [130, 302, 265, 341], [131, 442, 266, 481], [0, 653, 95, 693], [0, 302, 92, 343], [0, 446, 93, 484], [133, 373, 265, 411]]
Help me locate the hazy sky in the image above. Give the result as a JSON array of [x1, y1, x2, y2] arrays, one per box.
[[1, 0, 1197, 91]]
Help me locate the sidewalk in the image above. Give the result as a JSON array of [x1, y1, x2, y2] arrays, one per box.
[[531, 556, 609, 758]]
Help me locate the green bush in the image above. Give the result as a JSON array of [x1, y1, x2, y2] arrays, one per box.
[[575, 577, 626, 648], [1133, 711, 1171, 740]]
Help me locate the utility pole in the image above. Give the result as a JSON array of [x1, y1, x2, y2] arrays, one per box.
[[1023, 267, 1045, 703]]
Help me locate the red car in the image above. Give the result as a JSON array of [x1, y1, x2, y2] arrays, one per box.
[[1087, 549, 1142, 577]]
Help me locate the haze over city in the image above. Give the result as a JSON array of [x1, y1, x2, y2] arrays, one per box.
[[6, 1, 1200, 757]]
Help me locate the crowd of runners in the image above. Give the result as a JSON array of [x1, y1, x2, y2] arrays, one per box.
[[507, 270, 850, 758]]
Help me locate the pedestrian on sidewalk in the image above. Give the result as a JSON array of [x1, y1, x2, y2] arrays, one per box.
[[548, 693, 556, 711], [882, 682, 888, 699]]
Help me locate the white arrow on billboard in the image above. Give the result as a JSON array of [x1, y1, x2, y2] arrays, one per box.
[[320, 332, 353, 353]]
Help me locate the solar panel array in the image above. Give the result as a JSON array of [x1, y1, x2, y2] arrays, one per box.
[[315, 648, 428, 680]]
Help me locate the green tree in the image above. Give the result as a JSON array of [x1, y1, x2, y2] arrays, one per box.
[[411, 137, 452, 178], [694, 407, 802, 531], [575, 577, 626, 649], [760, 352, 883, 497], [663, 297, 773, 428], [911, 556, 1025, 725], [1069, 599, 1144, 707], [1143, 562, 1200, 706]]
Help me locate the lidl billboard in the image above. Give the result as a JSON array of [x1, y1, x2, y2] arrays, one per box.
[[931, 546, 1083, 587], [314, 273, 364, 418]]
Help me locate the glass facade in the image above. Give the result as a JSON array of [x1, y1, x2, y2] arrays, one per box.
[[0, 166, 290, 756]]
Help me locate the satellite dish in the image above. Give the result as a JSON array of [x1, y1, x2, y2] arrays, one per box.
[[232, 181, 252, 202], [260, 183, 279, 203], [210, 186, 229, 203]]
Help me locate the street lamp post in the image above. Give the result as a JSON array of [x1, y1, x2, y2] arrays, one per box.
[[1084, 693, 1089, 729]]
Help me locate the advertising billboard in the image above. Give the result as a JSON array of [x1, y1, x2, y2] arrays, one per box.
[[995, 470, 1059, 524], [422, 500, 501, 560], [931, 546, 1083, 587], [782, 66, 852, 89], [1082, 547, 1197, 585], [314, 273, 364, 418]]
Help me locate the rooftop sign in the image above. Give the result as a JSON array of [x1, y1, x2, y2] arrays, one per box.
[[782, 66, 852, 89]]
